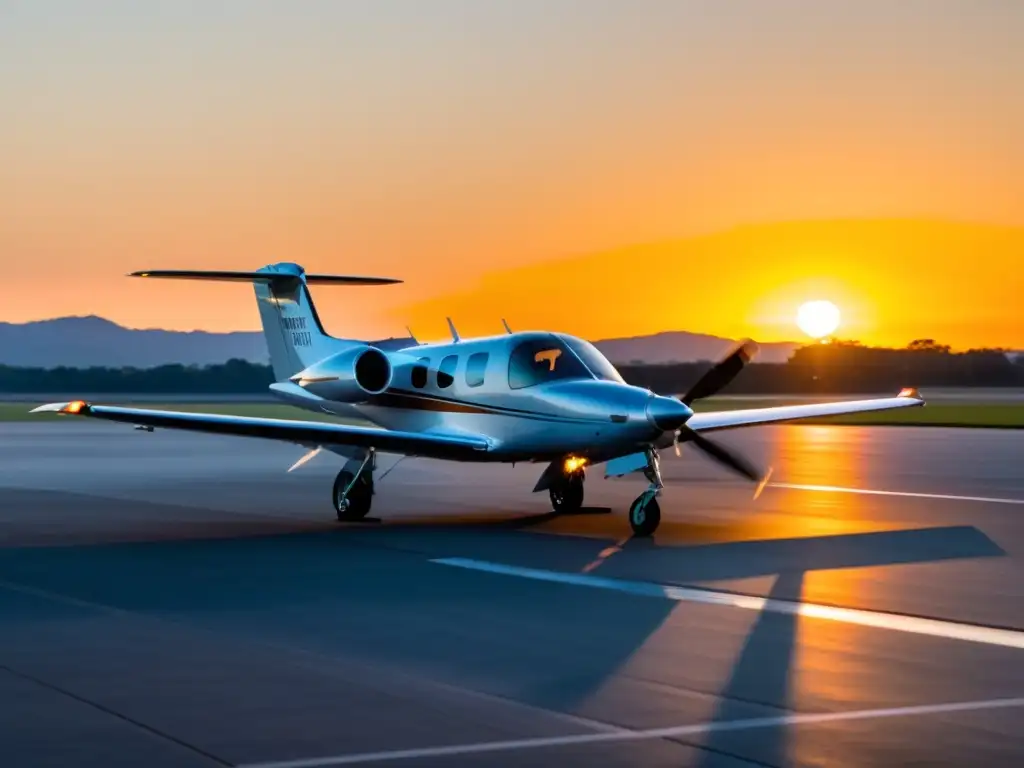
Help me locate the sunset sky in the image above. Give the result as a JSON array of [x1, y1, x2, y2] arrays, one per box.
[[3, 1, 1022, 349]]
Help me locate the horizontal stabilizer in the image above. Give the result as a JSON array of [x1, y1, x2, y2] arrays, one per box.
[[129, 270, 401, 285]]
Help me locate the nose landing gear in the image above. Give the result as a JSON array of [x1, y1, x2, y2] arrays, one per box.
[[628, 448, 663, 537], [333, 450, 376, 521]]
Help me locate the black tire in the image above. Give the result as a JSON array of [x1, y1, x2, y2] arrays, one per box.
[[333, 470, 373, 521], [549, 471, 585, 513], [628, 494, 661, 537]]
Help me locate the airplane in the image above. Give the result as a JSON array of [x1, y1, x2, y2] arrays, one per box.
[[31, 262, 926, 536]]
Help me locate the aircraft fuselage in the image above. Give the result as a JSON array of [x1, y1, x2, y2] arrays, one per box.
[[271, 331, 689, 463]]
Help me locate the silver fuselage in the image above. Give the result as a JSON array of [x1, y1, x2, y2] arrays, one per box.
[[271, 331, 688, 463]]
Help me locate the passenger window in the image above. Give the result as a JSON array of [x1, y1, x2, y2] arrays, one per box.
[[437, 355, 458, 388], [411, 358, 429, 388], [465, 352, 489, 387]]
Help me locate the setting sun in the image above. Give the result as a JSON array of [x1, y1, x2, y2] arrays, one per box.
[[797, 300, 841, 339]]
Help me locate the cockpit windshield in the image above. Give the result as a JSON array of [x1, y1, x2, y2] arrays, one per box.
[[560, 335, 625, 384], [507, 335, 591, 389]]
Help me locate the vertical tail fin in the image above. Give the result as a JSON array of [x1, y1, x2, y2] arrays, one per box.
[[129, 263, 401, 381]]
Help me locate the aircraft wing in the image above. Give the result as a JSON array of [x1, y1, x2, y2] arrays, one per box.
[[30, 401, 490, 460], [685, 388, 925, 434]]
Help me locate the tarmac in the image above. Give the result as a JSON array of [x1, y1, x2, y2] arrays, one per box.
[[0, 421, 1022, 767]]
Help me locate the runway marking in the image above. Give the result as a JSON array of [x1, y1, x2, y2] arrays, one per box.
[[432, 558, 1024, 650], [581, 536, 630, 573], [239, 696, 1024, 767], [769, 482, 1024, 506]]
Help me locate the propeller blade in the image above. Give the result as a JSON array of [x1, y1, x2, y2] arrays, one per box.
[[674, 426, 773, 498], [680, 339, 759, 406], [753, 466, 775, 501], [288, 445, 322, 472], [679, 426, 762, 483]]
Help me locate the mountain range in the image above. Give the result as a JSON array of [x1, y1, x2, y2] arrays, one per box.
[[0, 316, 800, 369]]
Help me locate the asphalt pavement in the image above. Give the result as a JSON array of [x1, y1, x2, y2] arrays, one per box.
[[0, 422, 1022, 767]]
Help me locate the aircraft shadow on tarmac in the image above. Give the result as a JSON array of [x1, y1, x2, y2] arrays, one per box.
[[347, 513, 1006, 764], [692, 570, 806, 767], [357, 504, 614, 528], [501, 523, 1005, 766], [0, 489, 1007, 767]]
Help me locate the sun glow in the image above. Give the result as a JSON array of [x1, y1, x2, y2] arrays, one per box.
[[796, 300, 841, 340]]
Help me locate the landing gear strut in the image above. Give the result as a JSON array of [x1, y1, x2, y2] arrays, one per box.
[[333, 450, 375, 521], [628, 448, 663, 537], [549, 468, 585, 514]]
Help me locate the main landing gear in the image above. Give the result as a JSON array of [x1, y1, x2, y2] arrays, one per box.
[[628, 448, 663, 537], [549, 466, 585, 514], [330, 447, 664, 535], [333, 450, 376, 521]]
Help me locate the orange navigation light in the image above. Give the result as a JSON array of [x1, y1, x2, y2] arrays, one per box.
[[64, 400, 87, 414], [564, 456, 587, 473]]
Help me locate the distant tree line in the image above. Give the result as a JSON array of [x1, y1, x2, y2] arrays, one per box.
[[0, 359, 274, 394], [0, 340, 1021, 395], [620, 340, 1024, 395]]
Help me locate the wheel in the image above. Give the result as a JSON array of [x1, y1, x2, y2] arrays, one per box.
[[333, 469, 373, 521], [549, 471, 585, 513], [628, 494, 661, 537]]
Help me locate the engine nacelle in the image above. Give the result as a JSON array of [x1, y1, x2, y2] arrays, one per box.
[[291, 345, 393, 403]]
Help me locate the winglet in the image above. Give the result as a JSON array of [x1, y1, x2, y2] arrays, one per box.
[[30, 400, 91, 415], [446, 317, 460, 342]]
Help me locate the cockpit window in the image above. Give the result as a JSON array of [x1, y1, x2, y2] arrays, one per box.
[[560, 335, 625, 383], [507, 336, 591, 389]]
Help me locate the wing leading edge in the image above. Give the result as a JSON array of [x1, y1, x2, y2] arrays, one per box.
[[30, 402, 490, 460], [685, 388, 925, 434]]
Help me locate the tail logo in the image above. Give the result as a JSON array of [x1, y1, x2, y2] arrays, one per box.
[[282, 316, 313, 348]]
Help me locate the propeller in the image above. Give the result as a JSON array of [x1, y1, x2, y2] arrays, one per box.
[[670, 339, 772, 495], [673, 427, 758, 478], [680, 339, 759, 406]]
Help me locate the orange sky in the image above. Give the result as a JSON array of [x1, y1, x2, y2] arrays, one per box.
[[401, 219, 1024, 350], [2, 2, 1023, 349]]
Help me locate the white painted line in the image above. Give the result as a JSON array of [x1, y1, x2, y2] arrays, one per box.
[[770, 482, 1024, 506], [432, 558, 1024, 650], [240, 696, 1024, 767]]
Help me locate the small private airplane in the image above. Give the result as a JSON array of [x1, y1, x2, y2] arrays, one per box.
[[32, 263, 925, 536]]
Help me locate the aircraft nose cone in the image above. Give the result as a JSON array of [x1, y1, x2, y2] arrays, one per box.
[[646, 395, 693, 432]]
